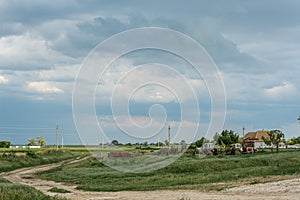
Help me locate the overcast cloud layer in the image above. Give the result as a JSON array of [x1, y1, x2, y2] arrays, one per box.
[[0, 0, 300, 145]]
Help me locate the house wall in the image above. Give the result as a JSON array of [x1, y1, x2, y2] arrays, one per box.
[[254, 142, 286, 149], [254, 142, 269, 149]]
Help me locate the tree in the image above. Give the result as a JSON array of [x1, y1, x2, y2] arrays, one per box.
[[217, 130, 239, 147], [185, 137, 208, 155], [143, 141, 148, 146], [156, 142, 164, 147], [287, 136, 300, 145], [36, 136, 46, 147], [262, 136, 272, 151], [111, 140, 119, 146], [0, 141, 11, 148], [262, 130, 285, 153], [195, 137, 206, 148], [165, 139, 170, 146], [27, 138, 36, 146]]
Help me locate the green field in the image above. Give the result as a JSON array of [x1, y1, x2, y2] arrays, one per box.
[[0, 148, 88, 200], [37, 149, 300, 192], [1, 147, 300, 199]]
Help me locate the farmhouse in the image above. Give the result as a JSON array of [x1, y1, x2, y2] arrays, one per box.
[[243, 130, 271, 149]]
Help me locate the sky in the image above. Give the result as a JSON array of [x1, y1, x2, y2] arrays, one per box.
[[0, 0, 300, 145]]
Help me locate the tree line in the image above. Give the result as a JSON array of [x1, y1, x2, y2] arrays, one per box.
[[27, 136, 46, 147]]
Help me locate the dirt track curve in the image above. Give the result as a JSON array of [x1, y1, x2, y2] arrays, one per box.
[[1, 157, 300, 200]]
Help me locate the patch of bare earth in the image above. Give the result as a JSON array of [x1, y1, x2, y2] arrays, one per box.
[[1, 158, 300, 200]]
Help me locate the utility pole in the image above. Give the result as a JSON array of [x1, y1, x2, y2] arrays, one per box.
[[56, 126, 58, 150], [61, 136, 64, 148], [168, 125, 171, 149], [242, 126, 245, 137]]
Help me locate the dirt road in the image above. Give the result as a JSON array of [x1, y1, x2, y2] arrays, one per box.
[[1, 157, 299, 200]]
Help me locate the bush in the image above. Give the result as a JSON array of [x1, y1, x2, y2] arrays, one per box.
[[0, 141, 11, 148], [26, 151, 38, 158]]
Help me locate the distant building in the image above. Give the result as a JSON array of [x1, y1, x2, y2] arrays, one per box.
[[243, 130, 271, 149], [287, 144, 300, 149], [202, 142, 215, 150], [10, 145, 41, 149]]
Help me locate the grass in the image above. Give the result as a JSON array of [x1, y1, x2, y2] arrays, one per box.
[[37, 149, 300, 192], [0, 148, 88, 200], [0, 148, 88, 173], [0, 177, 66, 200], [0, 148, 87, 200], [48, 187, 71, 193]]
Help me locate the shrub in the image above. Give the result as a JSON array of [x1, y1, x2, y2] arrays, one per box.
[[0, 141, 11, 148], [26, 151, 38, 158]]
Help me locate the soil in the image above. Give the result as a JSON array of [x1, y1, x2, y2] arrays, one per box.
[[1, 157, 299, 200]]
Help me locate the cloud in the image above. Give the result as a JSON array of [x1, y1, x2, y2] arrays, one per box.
[[0, 0, 80, 26], [0, 22, 25, 36], [26, 81, 64, 94], [1, 0, 300, 144], [0, 33, 74, 70], [264, 81, 297, 100], [37, 64, 79, 82], [187, 18, 266, 74], [94, 60, 205, 104], [47, 15, 149, 57], [0, 63, 78, 101], [0, 75, 9, 84]]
